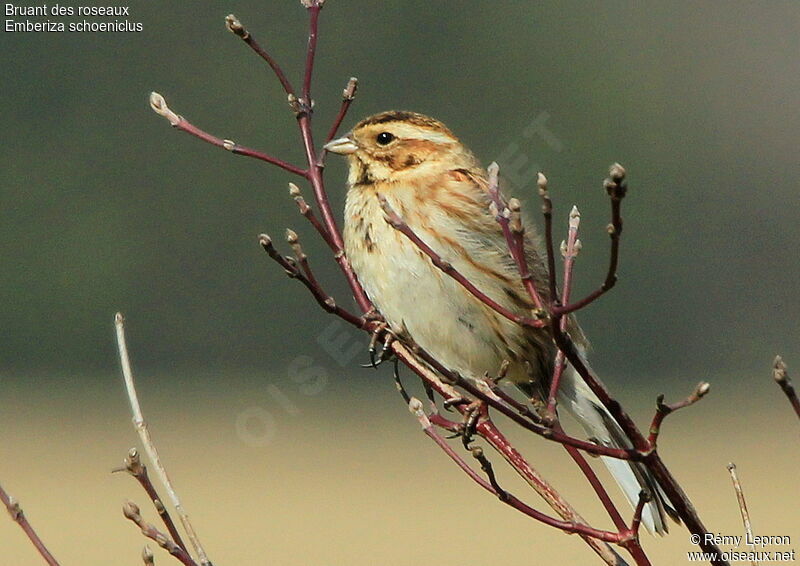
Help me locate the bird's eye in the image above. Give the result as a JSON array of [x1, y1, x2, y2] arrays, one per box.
[[376, 132, 395, 145]]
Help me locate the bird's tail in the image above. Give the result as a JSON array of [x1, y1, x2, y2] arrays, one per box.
[[555, 364, 679, 536]]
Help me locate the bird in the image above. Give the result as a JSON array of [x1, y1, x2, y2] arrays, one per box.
[[324, 110, 676, 535]]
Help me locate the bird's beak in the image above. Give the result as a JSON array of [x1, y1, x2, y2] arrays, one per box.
[[323, 135, 358, 155]]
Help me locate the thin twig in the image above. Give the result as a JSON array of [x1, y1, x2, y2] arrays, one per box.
[[542, 166, 726, 563], [470, 446, 509, 501], [149, 92, 306, 177], [552, 163, 626, 316], [544, 205, 582, 422], [288, 183, 336, 252], [408, 399, 626, 543], [115, 313, 211, 566], [396, 338, 640, 563], [485, 163, 546, 312], [113, 448, 187, 553], [629, 490, 651, 538], [325, 77, 358, 143], [379, 194, 546, 329], [123, 501, 198, 566], [259, 234, 364, 328], [225, 14, 297, 96], [472, 418, 627, 565], [538, 172, 559, 303], [0, 482, 60, 566], [727, 464, 758, 566], [648, 382, 711, 448], [428, 368, 632, 564], [772, 356, 800, 421], [555, 422, 630, 534], [301, 3, 322, 104]]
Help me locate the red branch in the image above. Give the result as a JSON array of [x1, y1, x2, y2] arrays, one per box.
[[288, 183, 337, 252], [486, 163, 546, 312], [114, 448, 188, 554], [301, 3, 321, 103], [0, 482, 60, 566], [325, 77, 358, 144], [259, 233, 364, 328], [544, 205, 581, 422], [409, 399, 625, 543], [225, 14, 297, 97], [148, 93, 306, 177], [551, 164, 626, 316], [123, 501, 198, 566], [537, 173, 560, 303], [648, 382, 711, 448], [542, 166, 727, 564]]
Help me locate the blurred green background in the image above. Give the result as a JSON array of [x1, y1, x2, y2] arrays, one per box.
[[1, 1, 799, 564]]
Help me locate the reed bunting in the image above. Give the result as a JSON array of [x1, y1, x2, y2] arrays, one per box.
[[325, 111, 675, 534]]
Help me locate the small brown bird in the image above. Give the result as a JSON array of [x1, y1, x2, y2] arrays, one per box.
[[325, 111, 675, 534]]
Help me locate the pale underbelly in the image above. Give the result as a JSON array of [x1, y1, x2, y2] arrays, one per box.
[[346, 222, 530, 383]]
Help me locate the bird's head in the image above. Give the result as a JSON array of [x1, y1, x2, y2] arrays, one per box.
[[324, 111, 476, 186]]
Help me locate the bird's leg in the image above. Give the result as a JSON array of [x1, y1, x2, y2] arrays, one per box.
[[378, 326, 397, 362], [360, 315, 397, 369], [364, 324, 384, 368], [457, 400, 488, 449]]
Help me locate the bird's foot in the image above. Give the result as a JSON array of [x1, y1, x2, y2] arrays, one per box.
[[444, 399, 487, 449], [360, 320, 397, 369]]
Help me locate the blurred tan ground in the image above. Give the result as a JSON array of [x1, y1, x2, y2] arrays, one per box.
[[2, 374, 798, 565]]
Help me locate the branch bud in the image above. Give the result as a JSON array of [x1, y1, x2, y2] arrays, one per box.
[[288, 93, 303, 114], [773, 355, 789, 383], [123, 500, 141, 522], [609, 162, 626, 182], [124, 447, 144, 477], [343, 77, 358, 100], [149, 92, 181, 127], [537, 172, 548, 194], [560, 240, 568, 258], [142, 545, 155, 566], [508, 198, 523, 234], [408, 397, 432, 429], [7, 497, 21, 521], [487, 162, 500, 194], [289, 183, 311, 215], [224, 14, 249, 39], [257, 233, 272, 248], [286, 229, 306, 261]]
